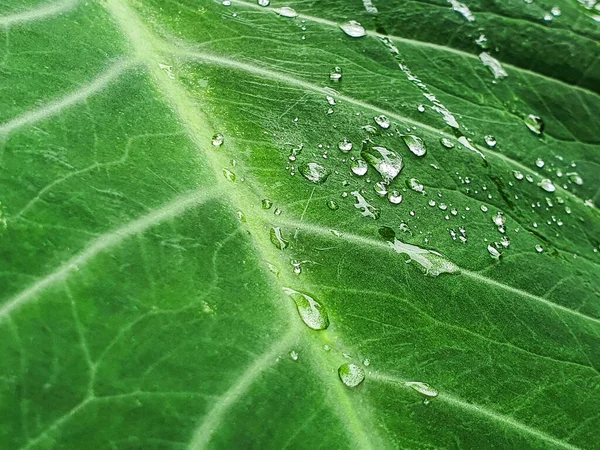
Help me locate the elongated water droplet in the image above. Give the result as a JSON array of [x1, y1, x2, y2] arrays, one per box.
[[329, 66, 342, 81], [374, 114, 391, 129], [351, 191, 380, 219], [513, 170, 524, 180], [440, 137, 455, 149], [405, 381, 438, 398], [525, 114, 544, 135], [212, 133, 224, 147], [567, 172, 583, 185], [270, 227, 288, 250], [338, 138, 353, 152], [448, 0, 475, 21], [479, 52, 508, 79], [283, 287, 329, 330], [374, 181, 387, 196], [299, 162, 331, 184], [387, 190, 402, 204], [338, 363, 365, 387], [484, 135, 497, 147], [538, 178, 556, 192], [361, 145, 403, 184], [351, 159, 368, 176], [339, 20, 366, 37], [262, 199, 273, 209], [401, 135, 426, 157], [278, 6, 297, 18], [222, 168, 236, 182], [388, 238, 459, 276], [487, 244, 501, 259]]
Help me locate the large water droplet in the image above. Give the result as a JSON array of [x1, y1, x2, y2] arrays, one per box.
[[525, 114, 544, 135], [538, 178, 556, 192], [339, 20, 366, 38], [374, 114, 391, 129], [283, 287, 329, 330], [299, 162, 331, 184], [405, 381, 439, 398], [278, 6, 297, 18], [401, 135, 426, 157], [212, 133, 224, 147], [338, 138, 353, 152], [338, 363, 365, 387], [361, 145, 403, 184], [351, 159, 368, 176], [479, 52, 508, 79], [270, 227, 289, 250]]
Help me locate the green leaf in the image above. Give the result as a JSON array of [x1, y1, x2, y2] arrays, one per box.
[[1, 0, 599, 448]]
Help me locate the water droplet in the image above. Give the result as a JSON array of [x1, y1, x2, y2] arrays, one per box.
[[222, 0, 231, 5], [566, 172, 583, 185], [535, 244, 544, 253], [484, 135, 497, 147], [257, 0, 270, 6], [222, 168, 236, 182], [326, 95, 336, 106], [405, 381, 438, 398], [492, 211, 505, 227], [339, 20, 366, 38], [488, 245, 501, 259], [283, 287, 329, 330], [363, 358, 371, 366], [512, 170, 524, 180], [270, 227, 289, 250], [538, 178, 556, 192], [475, 34, 488, 48], [525, 114, 544, 135], [338, 138, 353, 152], [262, 199, 273, 209], [329, 66, 343, 81], [551, 6, 561, 16], [401, 135, 426, 157], [374, 181, 388, 196], [327, 199, 339, 210], [448, 0, 475, 21], [388, 238, 459, 276], [440, 137, 455, 149], [428, 200, 436, 207], [361, 145, 404, 184], [536, 158, 545, 168], [374, 114, 391, 129], [278, 6, 297, 18], [479, 52, 508, 79], [481, 205, 488, 212], [417, 104, 425, 112], [387, 190, 403, 204], [351, 159, 368, 176], [274, 208, 282, 216], [338, 363, 365, 387], [289, 350, 299, 361], [351, 191, 380, 219], [212, 133, 224, 147], [407, 178, 425, 193], [299, 162, 331, 184]]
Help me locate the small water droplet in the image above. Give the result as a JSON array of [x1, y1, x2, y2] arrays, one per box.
[[326, 95, 336, 106], [299, 162, 331, 184], [327, 199, 339, 210], [270, 227, 289, 250], [513, 171, 524, 180], [361, 145, 404, 183], [329, 66, 343, 81], [440, 137, 455, 149], [257, 0, 270, 6], [274, 208, 282, 216], [262, 199, 273, 209], [374, 181, 388, 196], [351, 159, 368, 176], [538, 178, 556, 192], [222, 168, 236, 182], [407, 178, 425, 193], [417, 104, 425, 113], [339, 20, 366, 38], [278, 6, 297, 18], [283, 287, 329, 330], [212, 133, 224, 147], [566, 172, 583, 185], [484, 135, 497, 147], [479, 52, 508, 79], [492, 211, 505, 227], [401, 135, 426, 157], [338, 138, 353, 152], [363, 359, 371, 367], [536, 158, 545, 168], [374, 114, 391, 129], [481, 205, 488, 212], [535, 244, 544, 253], [222, 0, 231, 5], [488, 245, 501, 259], [338, 363, 365, 387], [525, 114, 544, 135], [448, 0, 475, 21], [387, 190, 403, 204], [405, 381, 438, 398], [551, 6, 561, 16], [289, 350, 299, 361]]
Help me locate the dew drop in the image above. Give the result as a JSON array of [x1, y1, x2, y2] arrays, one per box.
[[222, 168, 236, 182], [387, 190, 403, 204], [492, 211, 505, 227], [407, 178, 425, 193], [257, 0, 270, 6], [361, 145, 404, 183], [536, 158, 545, 168], [538, 178, 556, 192], [567, 172, 583, 185], [374, 114, 391, 129], [327, 199, 339, 210], [481, 205, 488, 212], [338, 138, 353, 152], [363, 359, 371, 367], [401, 135, 427, 157], [289, 350, 299, 361], [374, 181, 388, 196], [262, 199, 273, 209], [278, 6, 298, 18], [222, 0, 231, 5], [299, 162, 331, 184], [351, 191, 380, 219], [351, 159, 368, 176], [405, 381, 438, 398], [479, 52, 508, 79], [525, 114, 544, 135], [513, 171, 524, 180], [270, 227, 289, 250], [440, 137, 455, 149], [212, 133, 224, 147], [488, 245, 501, 259], [283, 287, 329, 330], [339, 20, 366, 38], [326, 95, 336, 106], [338, 363, 365, 387], [417, 104, 425, 113], [329, 66, 343, 81], [484, 135, 497, 147], [535, 244, 544, 253]]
